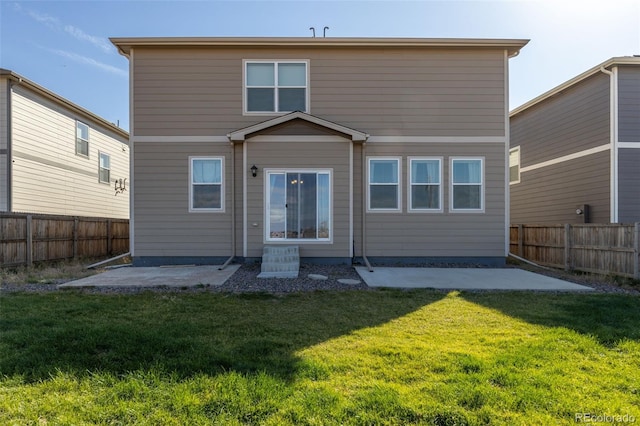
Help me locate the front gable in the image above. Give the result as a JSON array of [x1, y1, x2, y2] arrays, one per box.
[[227, 111, 368, 142]]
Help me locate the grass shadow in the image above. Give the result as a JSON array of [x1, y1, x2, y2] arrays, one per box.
[[0, 289, 445, 382], [461, 292, 640, 347]]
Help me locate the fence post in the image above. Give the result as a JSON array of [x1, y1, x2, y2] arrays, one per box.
[[517, 224, 524, 257], [107, 219, 112, 256], [73, 218, 79, 260], [634, 222, 639, 280], [564, 223, 572, 271], [26, 214, 33, 267]]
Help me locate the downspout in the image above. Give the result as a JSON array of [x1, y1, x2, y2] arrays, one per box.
[[600, 65, 618, 223], [5, 78, 13, 212], [219, 140, 236, 270], [361, 142, 373, 272]]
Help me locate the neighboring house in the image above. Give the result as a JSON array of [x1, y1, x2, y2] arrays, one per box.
[[0, 69, 129, 219], [510, 57, 640, 224], [111, 37, 528, 266]]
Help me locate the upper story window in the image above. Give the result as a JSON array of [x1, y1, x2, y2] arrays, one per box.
[[450, 158, 484, 212], [76, 121, 89, 157], [368, 157, 401, 212], [509, 147, 520, 184], [99, 152, 110, 183], [244, 61, 308, 114]]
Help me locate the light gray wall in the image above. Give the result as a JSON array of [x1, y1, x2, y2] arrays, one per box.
[[618, 148, 640, 223], [132, 47, 506, 138], [618, 65, 640, 143]]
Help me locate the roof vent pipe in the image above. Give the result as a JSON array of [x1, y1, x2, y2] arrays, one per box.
[[309, 27, 315, 37], [323, 26, 329, 37]]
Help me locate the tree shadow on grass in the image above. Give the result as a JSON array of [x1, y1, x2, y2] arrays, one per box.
[[461, 292, 640, 347], [0, 289, 445, 382]]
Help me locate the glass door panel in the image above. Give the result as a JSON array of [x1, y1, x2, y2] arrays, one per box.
[[267, 171, 330, 241], [268, 173, 286, 239]]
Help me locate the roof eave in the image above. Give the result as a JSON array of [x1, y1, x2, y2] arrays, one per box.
[[0, 68, 129, 140], [110, 37, 529, 56], [510, 56, 640, 117]]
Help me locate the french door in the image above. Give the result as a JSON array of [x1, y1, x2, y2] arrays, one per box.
[[266, 170, 331, 241]]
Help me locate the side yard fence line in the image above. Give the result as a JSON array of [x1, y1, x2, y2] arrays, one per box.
[[510, 223, 640, 279], [0, 213, 129, 267]]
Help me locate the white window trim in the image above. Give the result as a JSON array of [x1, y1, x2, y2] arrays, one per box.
[[509, 146, 521, 185], [407, 157, 443, 213], [98, 151, 110, 184], [367, 156, 402, 213], [264, 168, 333, 243], [449, 157, 485, 213], [76, 121, 90, 158], [189, 156, 225, 213], [243, 59, 310, 115]]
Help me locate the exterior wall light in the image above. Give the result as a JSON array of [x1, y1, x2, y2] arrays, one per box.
[[251, 165, 258, 177]]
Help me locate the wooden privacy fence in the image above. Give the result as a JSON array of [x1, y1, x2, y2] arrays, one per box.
[[510, 223, 640, 279], [0, 213, 129, 267]]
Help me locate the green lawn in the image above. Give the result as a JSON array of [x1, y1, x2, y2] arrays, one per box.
[[1, 290, 639, 425]]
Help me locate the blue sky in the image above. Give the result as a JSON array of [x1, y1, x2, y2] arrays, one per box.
[[1, 0, 638, 132]]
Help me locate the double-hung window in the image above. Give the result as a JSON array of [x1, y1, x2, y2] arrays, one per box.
[[409, 157, 442, 211], [99, 152, 110, 183], [451, 158, 484, 211], [509, 147, 520, 184], [368, 158, 401, 211], [245, 61, 308, 113], [190, 157, 224, 212], [76, 121, 89, 157], [266, 170, 331, 241]]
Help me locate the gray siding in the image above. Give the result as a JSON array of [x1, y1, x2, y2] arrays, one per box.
[[134, 141, 233, 257], [510, 150, 610, 224], [511, 72, 610, 167], [10, 85, 129, 218], [618, 148, 640, 223], [132, 47, 506, 138], [359, 142, 506, 257], [618, 66, 640, 142]]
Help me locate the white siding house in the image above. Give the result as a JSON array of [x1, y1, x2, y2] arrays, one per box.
[[0, 69, 129, 219]]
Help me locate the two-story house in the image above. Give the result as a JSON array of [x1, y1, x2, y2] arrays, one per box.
[[1, 69, 129, 219], [111, 37, 528, 266], [510, 57, 640, 224]]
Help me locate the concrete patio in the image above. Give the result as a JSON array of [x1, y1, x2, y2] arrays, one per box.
[[58, 265, 240, 289], [355, 267, 594, 291]]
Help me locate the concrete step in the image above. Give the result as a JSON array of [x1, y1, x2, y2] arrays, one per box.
[[258, 245, 299, 279]]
